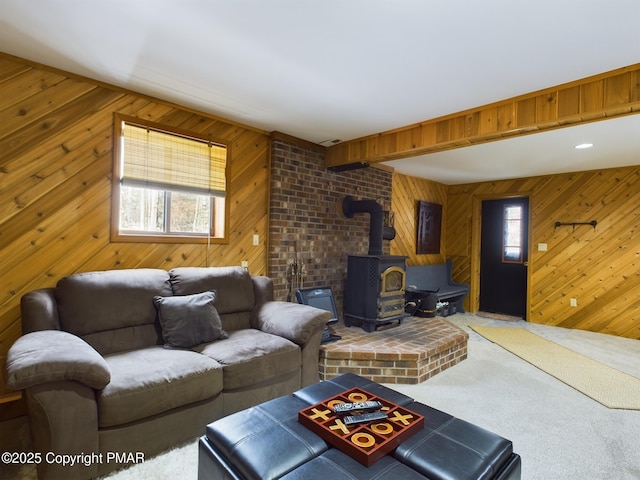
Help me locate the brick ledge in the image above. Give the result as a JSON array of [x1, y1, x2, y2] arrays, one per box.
[[319, 316, 468, 384]]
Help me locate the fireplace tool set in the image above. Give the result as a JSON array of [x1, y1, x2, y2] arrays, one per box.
[[286, 254, 306, 302]]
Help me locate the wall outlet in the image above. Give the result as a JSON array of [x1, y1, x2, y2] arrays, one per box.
[[538, 243, 548, 251], [252, 234, 259, 246], [570, 298, 577, 307], [241, 261, 248, 269]]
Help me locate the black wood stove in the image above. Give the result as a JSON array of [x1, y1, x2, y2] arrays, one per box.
[[340, 196, 410, 332], [344, 254, 409, 332]]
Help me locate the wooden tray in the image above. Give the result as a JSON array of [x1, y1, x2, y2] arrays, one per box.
[[298, 387, 424, 466]]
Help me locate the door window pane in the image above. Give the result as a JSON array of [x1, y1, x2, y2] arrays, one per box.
[[503, 204, 523, 263]]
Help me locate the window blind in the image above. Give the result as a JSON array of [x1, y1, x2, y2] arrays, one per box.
[[121, 122, 227, 196]]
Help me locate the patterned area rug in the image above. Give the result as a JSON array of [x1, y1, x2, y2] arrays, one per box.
[[470, 326, 640, 410]]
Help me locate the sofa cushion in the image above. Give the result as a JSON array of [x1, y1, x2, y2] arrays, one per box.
[[195, 329, 300, 391], [55, 269, 172, 353], [98, 346, 223, 427], [153, 291, 228, 349], [169, 267, 255, 315]]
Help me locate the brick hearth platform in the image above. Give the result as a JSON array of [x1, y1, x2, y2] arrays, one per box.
[[319, 316, 468, 384]]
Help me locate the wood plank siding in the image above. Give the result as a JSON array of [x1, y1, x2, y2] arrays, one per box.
[[0, 53, 270, 398], [1, 51, 639, 401], [390, 173, 448, 267], [444, 168, 640, 340], [327, 64, 640, 167]]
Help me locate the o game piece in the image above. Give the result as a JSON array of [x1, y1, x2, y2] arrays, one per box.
[[348, 392, 368, 402], [371, 422, 393, 435], [351, 432, 375, 448]]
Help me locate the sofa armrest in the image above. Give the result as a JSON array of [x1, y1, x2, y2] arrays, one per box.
[[6, 330, 111, 391], [21, 288, 60, 332], [253, 301, 331, 346], [252, 275, 274, 305]]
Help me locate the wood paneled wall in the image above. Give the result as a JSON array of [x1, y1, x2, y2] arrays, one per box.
[[0, 54, 270, 398], [2, 52, 639, 407], [446, 167, 640, 340], [390, 173, 448, 267]]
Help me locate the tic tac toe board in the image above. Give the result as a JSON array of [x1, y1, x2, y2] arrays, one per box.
[[298, 387, 424, 466]]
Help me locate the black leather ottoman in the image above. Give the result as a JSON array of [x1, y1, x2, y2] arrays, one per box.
[[198, 373, 521, 480]]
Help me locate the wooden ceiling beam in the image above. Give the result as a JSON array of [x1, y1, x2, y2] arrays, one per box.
[[325, 63, 640, 168]]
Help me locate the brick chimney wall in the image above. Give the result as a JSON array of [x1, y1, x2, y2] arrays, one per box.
[[269, 138, 393, 316]]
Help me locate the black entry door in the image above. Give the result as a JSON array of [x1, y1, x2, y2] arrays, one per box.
[[480, 197, 529, 318]]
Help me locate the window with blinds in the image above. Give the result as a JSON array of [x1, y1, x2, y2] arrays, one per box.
[[112, 115, 228, 242]]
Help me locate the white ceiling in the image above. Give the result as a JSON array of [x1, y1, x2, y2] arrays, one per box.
[[385, 115, 640, 184], [1, 0, 639, 184]]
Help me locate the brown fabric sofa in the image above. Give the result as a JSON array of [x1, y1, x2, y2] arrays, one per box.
[[5, 266, 331, 480]]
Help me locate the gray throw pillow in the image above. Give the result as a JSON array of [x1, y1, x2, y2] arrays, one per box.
[[153, 291, 228, 349]]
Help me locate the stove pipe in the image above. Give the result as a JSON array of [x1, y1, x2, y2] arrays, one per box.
[[340, 196, 395, 255]]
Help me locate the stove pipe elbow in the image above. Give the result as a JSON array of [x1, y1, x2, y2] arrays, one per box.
[[340, 196, 395, 256]]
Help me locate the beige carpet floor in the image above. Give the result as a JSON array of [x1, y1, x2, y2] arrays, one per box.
[[470, 325, 640, 410], [4, 314, 640, 480], [390, 315, 640, 480]]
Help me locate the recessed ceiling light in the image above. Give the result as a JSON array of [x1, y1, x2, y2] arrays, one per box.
[[574, 143, 594, 149]]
